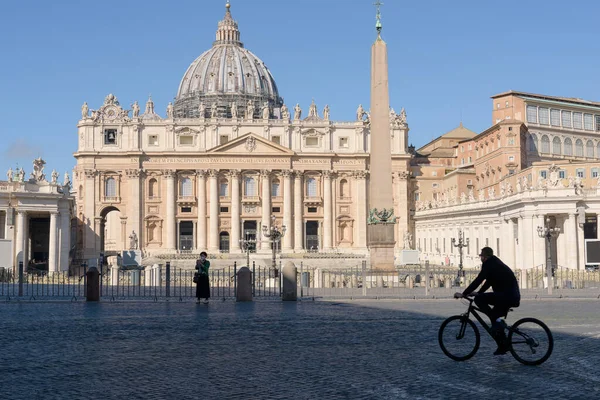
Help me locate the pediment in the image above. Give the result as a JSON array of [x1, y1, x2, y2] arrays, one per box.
[[207, 133, 295, 155], [300, 128, 326, 137]]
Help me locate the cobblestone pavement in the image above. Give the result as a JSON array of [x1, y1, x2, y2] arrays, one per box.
[[1, 299, 599, 399]]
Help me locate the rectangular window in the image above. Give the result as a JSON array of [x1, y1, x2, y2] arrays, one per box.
[[307, 207, 317, 213], [272, 207, 281, 213], [461, 146, 464, 153], [339, 137, 349, 148], [432, 183, 439, 189], [508, 138, 515, 145], [561, 111, 572, 128], [508, 169, 515, 175], [540, 170, 547, 179], [461, 158, 465, 165], [219, 135, 229, 145], [104, 129, 117, 145], [550, 109, 560, 126], [272, 136, 281, 145], [576, 168, 585, 178], [584, 114, 593, 130], [538, 108, 549, 125], [508, 155, 515, 162], [414, 192, 420, 201], [468, 144, 472, 150], [148, 135, 158, 146], [592, 168, 599, 178], [596, 116, 600, 131], [432, 171, 438, 177], [219, 206, 229, 213], [468, 156, 472, 163], [559, 170, 566, 179], [305, 137, 319, 147], [219, 183, 228, 197], [181, 207, 192, 213], [179, 135, 194, 146], [573, 112, 583, 129]]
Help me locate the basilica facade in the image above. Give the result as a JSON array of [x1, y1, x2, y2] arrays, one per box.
[[73, 4, 411, 263]]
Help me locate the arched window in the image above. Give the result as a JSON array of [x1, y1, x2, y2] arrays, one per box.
[[529, 134, 538, 152], [339, 179, 349, 198], [575, 139, 584, 157], [564, 138, 573, 156], [219, 179, 229, 197], [552, 137, 561, 155], [541, 135, 550, 153], [271, 178, 281, 197], [148, 178, 158, 198], [306, 177, 317, 197], [105, 178, 116, 198], [180, 177, 192, 197], [244, 177, 256, 196], [586, 140, 594, 158], [148, 222, 156, 242]]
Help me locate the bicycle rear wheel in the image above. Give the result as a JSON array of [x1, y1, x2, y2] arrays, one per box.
[[508, 317, 553, 366], [438, 315, 480, 361]]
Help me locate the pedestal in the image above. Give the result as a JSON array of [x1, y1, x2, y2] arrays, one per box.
[[399, 250, 420, 265], [122, 250, 142, 267], [368, 224, 396, 271]]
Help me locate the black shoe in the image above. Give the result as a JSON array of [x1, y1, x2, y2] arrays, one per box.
[[493, 344, 509, 356]]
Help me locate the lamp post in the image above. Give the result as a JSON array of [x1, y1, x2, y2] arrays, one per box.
[[451, 229, 469, 286], [239, 236, 257, 268], [537, 217, 560, 295], [262, 215, 286, 277]]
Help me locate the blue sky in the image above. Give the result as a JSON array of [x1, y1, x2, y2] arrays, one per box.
[[1, 0, 599, 176]]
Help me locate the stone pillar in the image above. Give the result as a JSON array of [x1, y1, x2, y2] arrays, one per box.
[[355, 171, 368, 248], [282, 170, 293, 251], [293, 171, 303, 251], [282, 261, 297, 301], [83, 169, 97, 257], [208, 169, 219, 252], [260, 170, 271, 251], [323, 170, 333, 250], [577, 217, 586, 270], [15, 211, 26, 267], [506, 218, 516, 270], [533, 215, 546, 270], [230, 170, 241, 253], [565, 213, 578, 270], [48, 211, 58, 273], [126, 169, 142, 251], [396, 172, 410, 249], [522, 215, 534, 272], [164, 170, 176, 250], [196, 170, 207, 251], [58, 207, 70, 272]]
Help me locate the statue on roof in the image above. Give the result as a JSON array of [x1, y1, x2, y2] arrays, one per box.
[[323, 105, 330, 121], [280, 104, 289, 120], [308, 100, 318, 118], [17, 168, 25, 183], [211, 102, 218, 118], [6, 167, 13, 182], [30, 158, 46, 182], [51, 169, 59, 184], [104, 94, 119, 106], [246, 100, 254, 120], [63, 172, 71, 187], [294, 104, 302, 121], [400, 108, 407, 124], [145, 97, 155, 115], [198, 101, 206, 118], [262, 102, 270, 120], [132, 101, 140, 118], [81, 102, 89, 119], [166, 102, 174, 119], [357, 104, 365, 121], [230, 101, 238, 118]]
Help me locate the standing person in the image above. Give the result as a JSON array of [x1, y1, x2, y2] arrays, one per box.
[[454, 247, 520, 355], [195, 252, 211, 304]]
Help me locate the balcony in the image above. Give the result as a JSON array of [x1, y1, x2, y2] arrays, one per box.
[[102, 196, 120, 204], [304, 196, 323, 206], [177, 196, 196, 206], [242, 196, 261, 206]]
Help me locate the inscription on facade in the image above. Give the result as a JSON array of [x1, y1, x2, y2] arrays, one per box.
[[136, 157, 288, 164]]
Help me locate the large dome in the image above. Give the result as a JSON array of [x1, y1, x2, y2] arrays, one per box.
[[174, 3, 283, 119]]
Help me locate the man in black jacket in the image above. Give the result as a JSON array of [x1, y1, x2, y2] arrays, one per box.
[[454, 247, 521, 355]]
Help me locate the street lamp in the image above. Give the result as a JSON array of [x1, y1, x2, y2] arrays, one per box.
[[537, 217, 560, 295], [239, 235, 257, 269], [262, 215, 286, 277], [451, 229, 469, 286]]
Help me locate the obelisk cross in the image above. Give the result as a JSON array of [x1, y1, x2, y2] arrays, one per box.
[[374, 1, 384, 33]]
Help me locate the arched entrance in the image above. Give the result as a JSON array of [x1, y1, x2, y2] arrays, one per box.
[[219, 231, 230, 252], [100, 206, 122, 254]]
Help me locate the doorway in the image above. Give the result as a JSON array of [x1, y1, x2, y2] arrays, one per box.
[[305, 220, 319, 251], [179, 221, 194, 250], [243, 220, 257, 252]]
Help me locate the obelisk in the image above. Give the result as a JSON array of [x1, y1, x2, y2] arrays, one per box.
[[368, 1, 396, 270]]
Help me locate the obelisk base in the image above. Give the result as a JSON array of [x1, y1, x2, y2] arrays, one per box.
[[368, 224, 396, 271]]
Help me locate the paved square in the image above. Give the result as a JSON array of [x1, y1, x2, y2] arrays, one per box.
[[1, 299, 599, 399]]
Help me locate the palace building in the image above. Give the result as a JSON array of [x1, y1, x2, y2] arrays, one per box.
[[73, 3, 411, 265]]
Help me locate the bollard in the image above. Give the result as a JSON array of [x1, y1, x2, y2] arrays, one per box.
[[86, 266, 100, 301], [165, 262, 171, 298], [18, 261, 24, 297], [236, 267, 252, 302], [282, 261, 297, 301], [425, 261, 430, 296], [361, 260, 367, 297]]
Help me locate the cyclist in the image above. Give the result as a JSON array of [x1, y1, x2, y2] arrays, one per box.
[[453, 247, 521, 355]]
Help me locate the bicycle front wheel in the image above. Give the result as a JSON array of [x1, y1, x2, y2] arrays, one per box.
[[508, 317, 553, 366], [438, 315, 480, 361]]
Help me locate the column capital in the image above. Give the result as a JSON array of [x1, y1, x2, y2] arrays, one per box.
[[49, 210, 59, 216], [208, 169, 219, 178], [162, 169, 176, 179], [228, 169, 241, 178], [293, 170, 304, 178], [323, 170, 334, 179], [125, 168, 143, 178], [281, 169, 293, 178], [353, 170, 369, 180], [84, 169, 97, 179], [17, 210, 27, 216], [260, 169, 271, 178], [196, 169, 207, 178]]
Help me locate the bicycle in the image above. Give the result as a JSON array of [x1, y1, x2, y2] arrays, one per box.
[[438, 295, 553, 365]]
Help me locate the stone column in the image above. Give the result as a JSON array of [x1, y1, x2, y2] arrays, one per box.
[[260, 170, 271, 251], [59, 207, 70, 272], [126, 169, 142, 251], [506, 218, 516, 270], [355, 171, 368, 248], [565, 213, 578, 270], [196, 170, 207, 250], [48, 212, 58, 273], [83, 169, 97, 257], [533, 215, 546, 269], [522, 215, 534, 272], [282, 170, 293, 251], [230, 170, 241, 253], [164, 170, 176, 250], [577, 217, 586, 270], [208, 169, 219, 252], [323, 170, 333, 250], [293, 171, 303, 251], [15, 210, 26, 267]]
